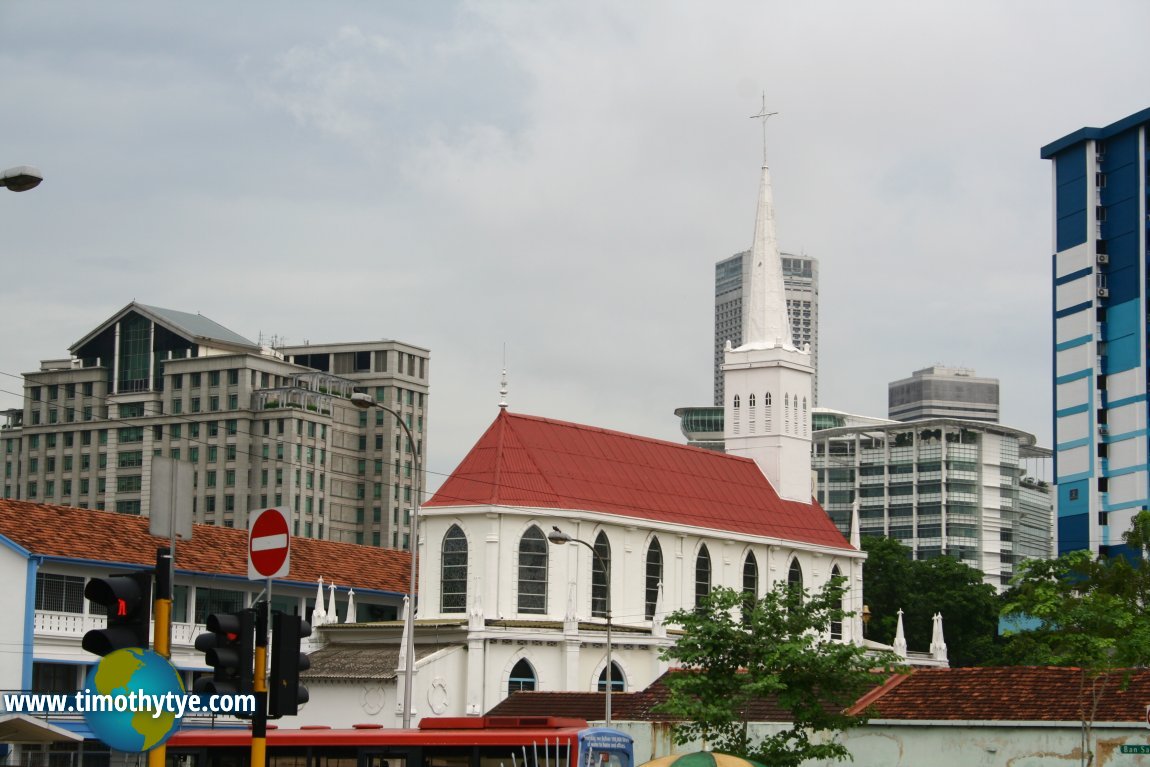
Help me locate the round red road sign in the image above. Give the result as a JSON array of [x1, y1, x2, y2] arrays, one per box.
[[249, 507, 290, 578]]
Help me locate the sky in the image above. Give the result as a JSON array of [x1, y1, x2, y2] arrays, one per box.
[[1, 1, 1148, 492]]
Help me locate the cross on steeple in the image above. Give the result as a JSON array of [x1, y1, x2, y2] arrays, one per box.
[[749, 92, 778, 166]]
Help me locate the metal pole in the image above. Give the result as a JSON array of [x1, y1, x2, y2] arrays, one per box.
[[351, 394, 420, 728], [573, 539, 611, 726], [149, 547, 172, 767]]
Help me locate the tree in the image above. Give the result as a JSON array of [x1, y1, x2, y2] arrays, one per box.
[[861, 536, 1000, 666], [658, 579, 898, 767], [1000, 511, 1150, 767]]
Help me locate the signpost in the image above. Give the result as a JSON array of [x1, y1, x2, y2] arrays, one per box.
[[248, 507, 291, 581], [246, 506, 292, 767]]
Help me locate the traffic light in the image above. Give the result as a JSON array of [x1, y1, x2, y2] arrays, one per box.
[[193, 610, 254, 697], [268, 612, 311, 717], [82, 570, 152, 656]]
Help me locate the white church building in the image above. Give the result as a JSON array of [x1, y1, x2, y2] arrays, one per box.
[[300, 138, 868, 727]]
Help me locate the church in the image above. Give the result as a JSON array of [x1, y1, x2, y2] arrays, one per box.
[[300, 141, 864, 726]]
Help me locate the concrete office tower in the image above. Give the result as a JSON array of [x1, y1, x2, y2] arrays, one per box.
[[0, 302, 429, 548], [813, 417, 1053, 591], [888, 366, 1000, 423], [1042, 107, 1150, 556], [715, 251, 818, 407], [722, 139, 815, 502]]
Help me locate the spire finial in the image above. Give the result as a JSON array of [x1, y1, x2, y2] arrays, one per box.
[[498, 344, 509, 409], [749, 92, 778, 167]]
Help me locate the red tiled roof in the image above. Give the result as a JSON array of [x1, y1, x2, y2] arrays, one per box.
[[426, 410, 850, 549], [0, 499, 409, 594], [488, 671, 807, 722], [853, 667, 1150, 722], [491, 667, 1150, 725]]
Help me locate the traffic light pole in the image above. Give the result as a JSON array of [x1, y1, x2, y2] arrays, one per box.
[[251, 588, 269, 767], [149, 548, 172, 767]]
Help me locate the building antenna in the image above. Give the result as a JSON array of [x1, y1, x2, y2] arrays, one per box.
[[749, 92, 778, 166], [498, 344, 509, 410]]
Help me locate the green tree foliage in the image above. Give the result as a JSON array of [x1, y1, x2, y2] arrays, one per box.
[[1001, 515, 1150, 668], [658, 579, 898, 767], [1000, 511, 1150, 767], [861, 537, 1000, 666]]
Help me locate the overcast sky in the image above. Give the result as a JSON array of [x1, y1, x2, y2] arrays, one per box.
[[1, 1, 1147, 492]]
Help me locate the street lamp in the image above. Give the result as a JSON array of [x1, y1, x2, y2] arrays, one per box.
[[1, 166, 43, 192], [547, 525, 613, 725], [350, 391, 422, 727]]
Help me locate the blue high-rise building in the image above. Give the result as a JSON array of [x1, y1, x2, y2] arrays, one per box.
[[1043, 107, 1150, 556]]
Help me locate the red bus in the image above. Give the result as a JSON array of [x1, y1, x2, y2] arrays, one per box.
[[165, 716, 634, 767]]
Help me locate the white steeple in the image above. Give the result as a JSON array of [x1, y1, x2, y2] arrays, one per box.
[[723, 102, 814, 502], [744, 104, 793, 350]]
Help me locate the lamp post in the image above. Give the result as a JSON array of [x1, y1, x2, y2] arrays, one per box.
[[547, 525, 613, 725], [1, 166, 43, 192], [350, 391, 421, 727]]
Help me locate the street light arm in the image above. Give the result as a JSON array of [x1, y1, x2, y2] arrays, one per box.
[[547, 526, 613, 725], [349, 391, 421, 727]]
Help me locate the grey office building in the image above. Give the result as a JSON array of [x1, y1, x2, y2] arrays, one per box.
[[888, 366, 1000, 424]]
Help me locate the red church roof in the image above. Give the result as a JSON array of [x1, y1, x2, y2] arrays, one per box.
[[425, 410, 851, 549], [0, 499, 410, 594]]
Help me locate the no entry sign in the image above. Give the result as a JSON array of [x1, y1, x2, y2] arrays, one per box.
[[248, 506, 291, 580]]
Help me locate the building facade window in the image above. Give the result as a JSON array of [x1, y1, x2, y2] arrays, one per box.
[[788, 558, 804, 600], [35, 573, 85, 613], [508, 658, 536, 694], [645, 538, 663, 620], [597, 661, 625, 693], [695, 545, 711, 608], [742, 551, 759, 599], [592, 531, 610, 618], [830, 565, 843, 640], [517, 525, 547, 614], [441, 524, 468, 613]]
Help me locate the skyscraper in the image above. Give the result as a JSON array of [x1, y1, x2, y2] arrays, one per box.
[[715, 251, 818, 407], [1042, 106, 1150, 556], [0, 302, 429, 548]]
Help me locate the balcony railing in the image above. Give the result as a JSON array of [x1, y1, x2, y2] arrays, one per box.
[[34, 611, 201, 647]]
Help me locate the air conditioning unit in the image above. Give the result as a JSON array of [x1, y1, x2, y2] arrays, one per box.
[[1099, 424, 1109, 436], [1097, 253, 1109, 265], [1097, 287, 1110, 298]]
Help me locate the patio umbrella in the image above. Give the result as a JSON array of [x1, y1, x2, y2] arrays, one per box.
[[640, 752, 768, 767]]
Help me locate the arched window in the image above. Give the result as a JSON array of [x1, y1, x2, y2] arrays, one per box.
[[742, 551, 759, 599], [788, 558, 804, 603], [508, 658, 536, 694], [802, 396, 809, 437], [732, 394, 741, 435], [598, 661, 625, 692], [441, 525, 468, 613], [645, 538, 663, 620], [784, 393, 790, 433], [830, 565, 843, 640], [695, 545, 712, 608], [517, 525, 547, 614], [748, 393, 757, 433], [764, 392, 772, 431], [592, 531, 610, 618]]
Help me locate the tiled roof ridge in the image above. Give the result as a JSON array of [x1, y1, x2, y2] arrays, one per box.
[[495, 410, 564, 505], [500, 410, 759, 464], [845, 671, 912, 716]]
